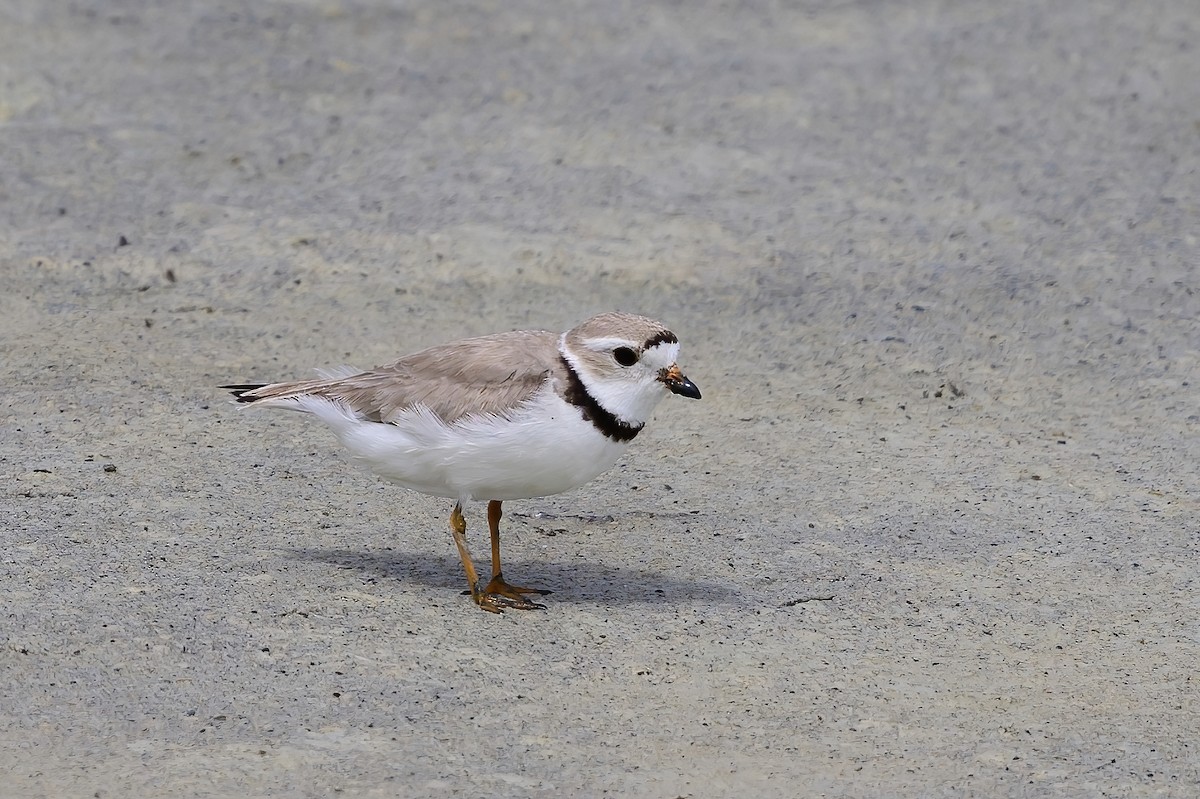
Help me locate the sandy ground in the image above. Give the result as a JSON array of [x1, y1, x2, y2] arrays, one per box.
[[2, 1, 1198, 796]]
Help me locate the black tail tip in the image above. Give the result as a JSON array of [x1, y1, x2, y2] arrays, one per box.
[[221, 383, 268, 402]]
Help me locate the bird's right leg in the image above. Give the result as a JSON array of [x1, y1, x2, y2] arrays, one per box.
[[482, 500, 549, 608]]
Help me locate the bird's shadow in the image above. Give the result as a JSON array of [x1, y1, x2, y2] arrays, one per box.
[[292, 547, 740, 607]]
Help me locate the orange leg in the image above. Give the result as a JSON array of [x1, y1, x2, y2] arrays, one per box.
[[482, 500, 551, 606], [448, 501, 547, 613], [448, 502, 497, 613]]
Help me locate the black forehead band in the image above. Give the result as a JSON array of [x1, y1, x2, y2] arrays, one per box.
[[643, 330, 678, 349]]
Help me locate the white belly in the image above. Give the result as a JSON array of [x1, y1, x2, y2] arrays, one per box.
[[298, 389, 630, 501]]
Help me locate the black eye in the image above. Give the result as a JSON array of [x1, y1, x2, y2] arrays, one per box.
[[613, 347, 638, 367]]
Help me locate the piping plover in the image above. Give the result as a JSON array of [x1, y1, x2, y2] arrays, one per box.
[[222, 311, 701, 613]]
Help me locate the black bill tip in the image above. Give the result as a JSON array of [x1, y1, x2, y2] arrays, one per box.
[[668, 376, 702, 400]]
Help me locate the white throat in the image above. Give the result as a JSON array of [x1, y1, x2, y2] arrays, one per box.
[[559, 335, 672, 426]]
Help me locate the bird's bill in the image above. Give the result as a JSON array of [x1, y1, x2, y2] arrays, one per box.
[[659, 364, 701, 399]]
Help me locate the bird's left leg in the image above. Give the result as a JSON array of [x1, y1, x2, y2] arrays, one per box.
[[482, 500, 551, 607], [448, 502, 503, 613]]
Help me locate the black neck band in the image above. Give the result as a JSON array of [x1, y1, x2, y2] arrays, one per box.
[[559, 356, 643, 442]]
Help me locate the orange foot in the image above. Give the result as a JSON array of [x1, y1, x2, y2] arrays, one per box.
[[467, 573, 551, 613]]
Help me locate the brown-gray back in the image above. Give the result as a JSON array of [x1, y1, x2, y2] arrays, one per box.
[[238, 329, 563, 424]]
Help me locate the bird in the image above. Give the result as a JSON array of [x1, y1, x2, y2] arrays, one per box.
[[221, 311, 701, 613]]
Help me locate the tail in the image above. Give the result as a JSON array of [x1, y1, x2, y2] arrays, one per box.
[[219, 380, 361, 432], [219, 381, 347, 417], [221, 384, 270, 403]]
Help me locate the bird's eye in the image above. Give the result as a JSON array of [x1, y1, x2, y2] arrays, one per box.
[[613, 347, 639, 367]]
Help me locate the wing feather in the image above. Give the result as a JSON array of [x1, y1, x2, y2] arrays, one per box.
[[231, 329, 562, 425]]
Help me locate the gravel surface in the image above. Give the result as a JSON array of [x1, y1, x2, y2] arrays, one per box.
[[3, 1, 1198, 797]]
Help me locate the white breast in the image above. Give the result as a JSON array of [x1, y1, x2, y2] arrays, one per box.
[[293, 387, 630, 502]]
